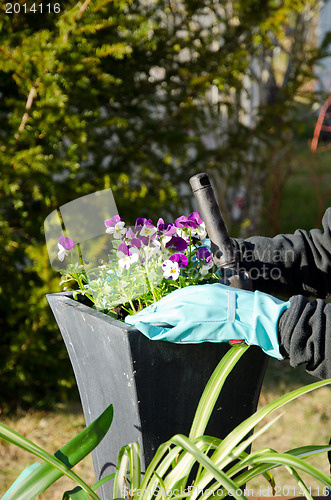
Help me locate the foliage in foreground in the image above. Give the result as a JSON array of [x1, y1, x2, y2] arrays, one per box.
[[1, 345, 330, 499]]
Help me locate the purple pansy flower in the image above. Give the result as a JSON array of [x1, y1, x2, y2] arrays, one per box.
[[169, 253, 188, 268], [157, 219, 176, 234], [158, 219, 177, 248], [164, 224, 177, 238], [117, 243, 130, 255], [165, 236, 188, 252], [105, 215, 123, 228], [188, 212, 203, 226], [131, 237, 142, 249], [174, 215, 192, 229], [196, 247, 212, 263], [174, 212, 203, 229], [157, 218, 166, 231], [135, 218, 153, 229], [59, 235, 74, 250], [196, 246, 214, 275], [57, 235, 74, 262], [134, 218, 157, 239], [124, 228, 143, 249]]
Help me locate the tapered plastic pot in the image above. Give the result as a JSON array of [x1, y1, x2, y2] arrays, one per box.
[[47, 292, 268, 500]]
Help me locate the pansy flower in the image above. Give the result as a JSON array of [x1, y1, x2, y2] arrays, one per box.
[[125, 227, 136, 240], [188, 212, 203, 226], [162, 259, 180, 280], [165, 236, 188, 252], [124, 228, 143, 249], [134, 218, 156, 238], [196, 246, 212, 263], [158, 220, 177, 248], [191, 221, 207, 242], [105, 217, 126, 239], [140, 224, 157, 238], [135, 217, 153, 230], [57, 236, 74, 262], [196, 246, 213, 275], [105, 215, 123, 227], [174, 212, 202, 229], [116, 243, 139, 269], [156, 218, 166, 231], [169, 253, 188, 268], [200, 261, 214, 276]]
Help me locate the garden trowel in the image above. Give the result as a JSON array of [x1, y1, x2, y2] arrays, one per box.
[[189, 173, 252, 291]]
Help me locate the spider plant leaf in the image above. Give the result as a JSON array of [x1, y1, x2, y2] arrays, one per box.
[[91, 473, 116, 491], [1, 404, 113, 500], [284, 467, 313, 500], [189, 344, 249, 439], [62, 486, 92, 500], [168, 434, 249, 500], [247, 451, 331, 487], [206, 377, 331, 471]]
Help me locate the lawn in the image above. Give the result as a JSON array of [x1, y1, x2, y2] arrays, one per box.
[[275, 141, 331, 234]]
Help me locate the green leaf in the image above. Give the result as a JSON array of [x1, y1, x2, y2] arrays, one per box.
[[189, 344, 250, 439], [190, 378, 331, 497], [113, 442, 141, 499], [225, 444, 331, 495], [247, 451, 331, 487], [92, 473, 116, 491], [209, 377, 331, 471], [284, 467, 313, 500], [63, 486, 91, 500], [169, 434, 249, 500], [1, 404, 113, 500]]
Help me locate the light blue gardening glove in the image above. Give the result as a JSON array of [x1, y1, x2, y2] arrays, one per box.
[[125, 283, 291, 359]]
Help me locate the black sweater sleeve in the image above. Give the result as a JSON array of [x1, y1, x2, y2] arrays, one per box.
[[278, 296, 331, 379], [233, 208, 331, 299], [233, 208, 331, 379]]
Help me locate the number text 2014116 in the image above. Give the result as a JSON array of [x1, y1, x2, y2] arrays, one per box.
[[5, 3, 61, 14]]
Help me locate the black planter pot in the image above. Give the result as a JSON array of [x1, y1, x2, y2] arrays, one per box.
[[47, 292, 268, 500]]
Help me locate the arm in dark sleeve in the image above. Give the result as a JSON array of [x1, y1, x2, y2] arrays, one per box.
[[278, 295, 331, 379], [232, 208, 331, 379], [233, 208, 331, 299]]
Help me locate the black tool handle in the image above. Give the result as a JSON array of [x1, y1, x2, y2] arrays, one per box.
[[189, 173, 252, 290], [189, 173, 236, 269]]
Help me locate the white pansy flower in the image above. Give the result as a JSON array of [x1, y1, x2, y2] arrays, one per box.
[[106, 221, 126, 239], [57, 243, 68, 262]]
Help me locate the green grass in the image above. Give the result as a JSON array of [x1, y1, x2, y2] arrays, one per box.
[[277, 142, 331, 234]]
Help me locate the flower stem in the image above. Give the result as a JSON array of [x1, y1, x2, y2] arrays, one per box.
[[144, 241, 158, 303], [129, 299, 136, 312], [148, 276, 158, 302]]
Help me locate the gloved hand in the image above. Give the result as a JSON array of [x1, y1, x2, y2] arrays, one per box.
[[125, 283, 291, 359]]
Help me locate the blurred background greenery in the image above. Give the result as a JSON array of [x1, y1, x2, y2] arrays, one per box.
[[0, 0, 331, 413]]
